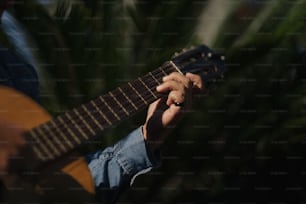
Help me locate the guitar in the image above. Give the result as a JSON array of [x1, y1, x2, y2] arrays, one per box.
[[0, 45, 225, 202]]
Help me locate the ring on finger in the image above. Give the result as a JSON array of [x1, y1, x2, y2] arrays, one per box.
[[174, 102, 184, 107]]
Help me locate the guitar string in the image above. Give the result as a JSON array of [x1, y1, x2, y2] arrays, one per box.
[[33, 58, 221, 161], [29, 64, 177, 161], [48, 64, 172, 155], [32, 72, 165, 159], [31, 64, 178, 161], [64, 66, 170, 133], [30, 56, 220, 161], [56, 64, 173, 133]]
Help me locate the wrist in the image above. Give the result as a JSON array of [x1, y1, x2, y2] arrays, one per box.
[[142, 123, 175, 152], [141, 124, 162, 152]]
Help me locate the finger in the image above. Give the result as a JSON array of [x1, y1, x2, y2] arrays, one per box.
[[185, 72, 204, 91], [156, 80, 185, 93], [163, 72, 192, 88], [166, 90, 185, 107]]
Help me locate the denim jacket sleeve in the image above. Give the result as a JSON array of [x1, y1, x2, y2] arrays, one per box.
[[85, 126, 161, 203]]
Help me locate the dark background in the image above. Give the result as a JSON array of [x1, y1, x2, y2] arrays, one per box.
[[2, 0, 306, 203]]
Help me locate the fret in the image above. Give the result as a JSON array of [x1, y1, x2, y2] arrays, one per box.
[[90, 100, 112, 126], [35, 126, 61, 156], [32, 146, 46, 161], [50, 120, 74, 148], [29, 129, 55, 160], [131, 78, 155, 103], [57, 116, 81, 144], [141, 72, 162, 95], [73, 109, 96, 135], [166, 62, 179, 74], [24, 131, 49, 161], [149, 71, 161, 85], [118, 87, 138, 111], [109, 92, 129, 116], [82, 104, 104, 130], [169, 60, 183, 74], [99, 96, 121, 120], [64, 113, 89, 139], [114, 88, 142, 115], [128, 82, 148, 105], [138, 77, 158, 99], [121, 83, 146, 108], [42, 123, 67, 152], [159, 66, 169, 76]]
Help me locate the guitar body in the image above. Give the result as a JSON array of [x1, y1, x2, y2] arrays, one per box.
[[0, 86, 95, 203]]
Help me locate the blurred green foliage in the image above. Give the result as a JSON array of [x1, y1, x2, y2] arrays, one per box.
[[4, 0, 306, 203]]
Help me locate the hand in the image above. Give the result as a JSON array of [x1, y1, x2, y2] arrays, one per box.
[[142, 72, 203, 151], [0, 121, 25, 174]]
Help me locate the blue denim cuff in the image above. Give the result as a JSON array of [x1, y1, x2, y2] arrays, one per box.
[[116, 126, 161, 179], [86, 126, 161, 188]]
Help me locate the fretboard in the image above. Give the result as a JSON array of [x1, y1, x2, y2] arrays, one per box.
[[25, 62, 178, 163]]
